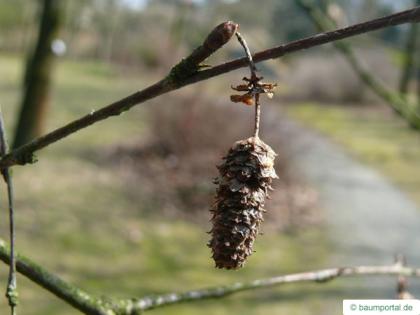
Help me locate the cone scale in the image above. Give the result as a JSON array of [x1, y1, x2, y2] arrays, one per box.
[[209, 136, 278, 269]]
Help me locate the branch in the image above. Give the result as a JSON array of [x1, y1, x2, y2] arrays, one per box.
[[0, 241, 112, 315], [0, 109, 18, 315], [0, 6, 419, 168], [1, 240, 420, 315], [399, 0, 419, 95], [234, 32, 261, 137], [131, 264, 420, 312], [297, 0, 420, 128]]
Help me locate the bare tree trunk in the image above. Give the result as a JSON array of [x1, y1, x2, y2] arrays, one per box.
[[13, 0, 62, 149], [399, 0, 420, 96], [417, 26, 420, 104], [417, 62, 420, 102]]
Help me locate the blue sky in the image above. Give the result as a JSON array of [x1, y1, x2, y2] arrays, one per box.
[[119, 0, 148, 10]]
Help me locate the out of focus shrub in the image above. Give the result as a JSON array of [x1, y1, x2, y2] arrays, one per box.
[[282, 48, 399, 104], [106, 92, 320, 231]]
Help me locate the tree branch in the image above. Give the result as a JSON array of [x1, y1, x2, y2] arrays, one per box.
[[0, 241, 111, 315], [0, 6, 419, 168], [399, 0, 420, 95], [0, 239, 419, 315], [0, 109, 18, 315], [297, 0, 420, 128], [131, 264, 420, 312]]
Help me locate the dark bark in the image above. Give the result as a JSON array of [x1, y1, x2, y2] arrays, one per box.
[[13, 0, 63, 148]]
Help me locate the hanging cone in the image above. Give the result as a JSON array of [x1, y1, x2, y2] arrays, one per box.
[[209, 136, 278, 269]]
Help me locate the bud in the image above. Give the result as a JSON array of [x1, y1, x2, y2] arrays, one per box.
[[204, 21, 239, 51]]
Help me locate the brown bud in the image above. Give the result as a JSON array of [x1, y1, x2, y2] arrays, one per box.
[[204, 21, 238, 51]]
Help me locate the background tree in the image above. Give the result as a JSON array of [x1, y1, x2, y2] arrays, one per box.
[[399, 0, 420, 97], [296, 0, 420, 129], [13, 0, 63, 148]]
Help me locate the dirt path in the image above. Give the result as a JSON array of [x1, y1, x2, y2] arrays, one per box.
[[275, 115, 420, 297]]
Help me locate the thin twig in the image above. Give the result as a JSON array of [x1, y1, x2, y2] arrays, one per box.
[[124, 262, 420, 312], [235, 32, 257, 79], [235, 32, 262, 137], [254, 93, 261, 137], [0, 6, 419, 168], [0, 110, 18, 315], [399, 3, 419, 95], [297, 0, 420, 128], [5, 171, 16, 315], [0, 241, 419, 315]]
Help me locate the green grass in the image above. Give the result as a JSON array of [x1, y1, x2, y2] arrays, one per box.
[[0, 55, 333, 315], [288, 102, 420, 205]]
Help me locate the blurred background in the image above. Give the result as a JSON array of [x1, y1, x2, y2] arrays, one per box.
[[0, 0, 420, 314]]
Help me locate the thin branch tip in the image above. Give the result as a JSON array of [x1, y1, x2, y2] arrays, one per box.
[[0, 242, 419, 314], [0, 111, 18, 313], [167, 21, 238, 84]]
